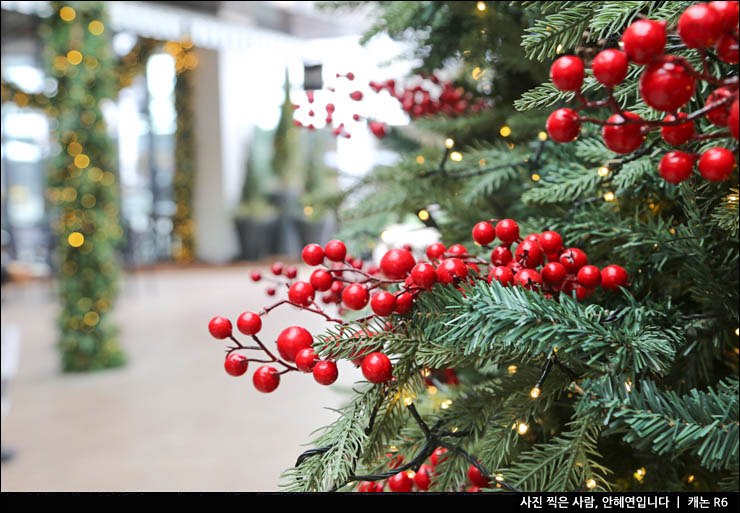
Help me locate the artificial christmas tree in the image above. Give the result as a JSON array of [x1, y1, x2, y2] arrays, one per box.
[[210, 1, 738, 492]]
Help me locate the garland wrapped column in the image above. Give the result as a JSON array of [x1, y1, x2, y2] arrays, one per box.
[[166, 40, 198, 263], [43, 1, 125, 371]]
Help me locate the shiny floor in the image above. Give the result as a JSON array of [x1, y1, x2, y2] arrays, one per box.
[[0, 264, 359, 491]]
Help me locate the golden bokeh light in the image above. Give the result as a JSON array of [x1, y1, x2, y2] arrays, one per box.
[[67, 50, 83, 65], [60, 6, 76, 21], [74, 154, 90, 168], [88, 20, 104, 35], [499, 125, 511, 137], [68, 232, 85, 247]]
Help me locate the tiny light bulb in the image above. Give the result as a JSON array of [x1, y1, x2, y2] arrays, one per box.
[[604, 191, 616, 202], [531, 174, 541, 182], [416, 155, 425, 164], [598, 166, 610, 177], [418, 209, 430, 221], [450, 151, 463, 162], [586, 479, 597, 489], [404, 396, 413, 406], [517, 422, 529, 435], [477, 1, 486, 11], [530, 386, 541, 399], [508, 365, 518, 374], [445, 138, 455, 149], [538, 131, 548, 141], [688, 475, 695, 483], [427, 385, 438, 395], [499, 125, 511, 137]]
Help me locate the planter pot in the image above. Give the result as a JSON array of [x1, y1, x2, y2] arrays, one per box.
[[297, 216, 335, 247], [234, 217, 278, 261]]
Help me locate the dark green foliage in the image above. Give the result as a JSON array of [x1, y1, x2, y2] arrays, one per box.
[[282, 0, 738, 492]]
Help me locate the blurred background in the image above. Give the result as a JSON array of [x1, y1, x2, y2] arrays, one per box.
[[0, 0, 418, 491]]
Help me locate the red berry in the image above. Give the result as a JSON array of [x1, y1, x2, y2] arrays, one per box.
[[288, 281, 315, 306], [302, 243, 324, 266], [250, 271, 262, 282], [488, 266, 514, 286], [236, 311, 262, 335], [601, 265, 629, 291], [575, 284, 595, 301], [253, 365, 280, 393], [472, 221, 496, 245], [729, 99, 739, 140], [436, 258, 468, 284], [349, 90, 363, 101], [326, 103, 335, 113], [514, 269, 542, 289], [466, 486, 481, 493], [369, 121, 388, 139], [324, 240, 347, 262], [371, 291, 396, 317], [699, 147, 736, 181], [603, 112, 644, 154], [224, 354, 249, 377], [362, 352, 393, 383], [491, 244, 513, 266], [430, 447, 448, 467], [448, 244, 468, 256], [295, 347, 319, 373], [414, 464, 433, 490], [313, 360, 338, 385], [560, 248, 588, 274], [270, 262, 284, 275], [550, 55, 584, 91], [426, 243, 447, 261], [310, 269, 333, 291], [411, 263, 437, 289], [661, 113, 695, 146], [388, 471, 413, 493], [380, 248, 416, 279], [394, 292, 415, 314], [577, 265, 601, 289], [495, 219, 519, 244], [592, 49, 628, 87], [276, 326, 313, 362], [514, 240, 544, 268], [639, 58, 696, 112], [208, 316, 232, 339], [540, 231, 563, 254], [342, 283, 369, 310], [285, 265, 298, 279], [678, 3, 723, 49], [266, 287, 276, 296], [622, 19, 666, 64], [467, 464, 490, 487], [659, 151, 695, 183], [705, 87, 734, 127], [710, 1, 740, 30], [716, 34, 740, 63], [542, 262, 568, 287], [546, 108, 581, 143], [346, 72, 355, 80], [330, 280, 344, 294]]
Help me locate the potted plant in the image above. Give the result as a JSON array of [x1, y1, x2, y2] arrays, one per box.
[[234, 129, 279, 261], [297, 129, 338, 247]]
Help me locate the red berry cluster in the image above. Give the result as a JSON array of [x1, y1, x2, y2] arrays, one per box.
[[355, 447, 493, 492], [292, 70, 489, 140], [545, 2, 738, 184]]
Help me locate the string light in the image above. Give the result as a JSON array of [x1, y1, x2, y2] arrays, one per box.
[[624, 379, 632, 392], [450, 151, 463, 162], [499, 125, 511, 137], [530, 386, 541, 399], [603, 191, 616, 202], [60, 6, 75, 21], [66, 50, 83, 65], [418, 209, 430, 221], [445, 138, 455, 149], [508, 365, 518, 374], [538, 131, 548, 141], [598, 166, 610, 177], [477, 1, 486, 11], [88, 20, 104, 35], [735, 328, 739, 336], [427, 385, 438, 395], [531, 174, 541, 181], [556, 44, 564, 54], [416, 155, 425, 164], [441, 400, 453, 409], [633, 467, 646, 482], [586, 479, 597, 489], [687, 475, 695, 483], [478, 158, 486, 167], [303, 205, 314, 216], [517, 422, 529, 435], [404, 396, 414, 406], [68, 232, 85, 247]]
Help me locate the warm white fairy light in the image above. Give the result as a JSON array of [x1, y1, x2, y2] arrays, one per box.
[[517, 422, 529, 435], [598, 166, 610, 177], [586, 478, 597, 489], [445, 138, 455, 149], [450, 151, 463, 162]]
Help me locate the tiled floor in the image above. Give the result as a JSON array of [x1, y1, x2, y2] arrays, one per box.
[[0, 264, 360, 491]]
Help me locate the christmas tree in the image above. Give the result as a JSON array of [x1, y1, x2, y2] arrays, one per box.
[[210, 1, 738, 492]]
